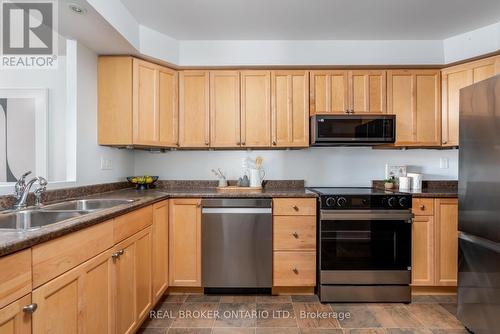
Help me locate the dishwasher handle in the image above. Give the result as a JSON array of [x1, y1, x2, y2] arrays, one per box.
[[202, 208, 272, 214]]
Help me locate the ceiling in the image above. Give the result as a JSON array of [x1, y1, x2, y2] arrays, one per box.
[[120, 0, 500, 40]]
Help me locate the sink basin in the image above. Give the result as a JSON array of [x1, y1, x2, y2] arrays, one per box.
[[0, 210, 90, 230], [43, 198, 135, 211]]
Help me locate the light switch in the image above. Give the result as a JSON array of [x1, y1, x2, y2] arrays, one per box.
[[100, 157, 113, 170]]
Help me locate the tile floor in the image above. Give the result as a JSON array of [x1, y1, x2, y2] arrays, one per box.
[[138, 294, 467, 334]]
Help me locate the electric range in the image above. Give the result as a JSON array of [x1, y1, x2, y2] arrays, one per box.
[[308, 187, 413, 303]]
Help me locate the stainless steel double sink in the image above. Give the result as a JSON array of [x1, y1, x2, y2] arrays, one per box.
[[0, 199, 136, 231]]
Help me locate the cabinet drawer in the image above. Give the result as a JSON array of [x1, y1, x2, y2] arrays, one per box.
[[0, 249, 31, 309], [33, 220, 114, 288], [114, 205, 153, 243], [273, 251, 316, 287], [273, 198, 316, 216], [412, 198, 434, 216], [273, 216, 316, 251]]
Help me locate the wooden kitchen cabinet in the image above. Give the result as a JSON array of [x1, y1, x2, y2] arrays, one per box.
[[152, 200, 169, 304], [169, 198, 202, 287], [0, 249, 31, 310], [0, 294, 31, 334], [32, 249, 114, 334], [435, 198, 459, 286], [271, 71, 309, 147], [114, 227, 152, 334], [179, 71, 210, 148], [387, 70, 441, 146], [240, 71, 271, 147], [310, 70, 386, 115], [441, 55, 500, 146], [98, 56, 178, 148], [310, 71, 349, 115], [349, 70, 386, 114], [210, 71, 241, 147], [411, 198, 458, 287]]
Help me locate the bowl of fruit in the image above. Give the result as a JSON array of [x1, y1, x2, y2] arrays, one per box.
[[127, 175, 159, 190]]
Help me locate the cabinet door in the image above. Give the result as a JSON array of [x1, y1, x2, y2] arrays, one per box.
[[179, 71, 210, 148], [441, 56, 500, 147], [271, 71, 309, 147], [169, 198, 202, 287], [0, 294, 31, 334], [388, 70, 441, 146], [152, 200, 169, 304], [240, 71, 271, 147], [210, 71, 241, 147], [435, 199, 459, 286], [411, 216, 435, 286], [133, 59, 159, 145], [33, 249, 114, 334], [158, 66, 179, 147], [349, 70, 386, 114], [309, 71, 349, 115], [114, 228, 152, 334]]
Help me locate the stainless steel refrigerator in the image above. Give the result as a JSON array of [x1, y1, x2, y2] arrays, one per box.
[[458, 74, 500, 334]]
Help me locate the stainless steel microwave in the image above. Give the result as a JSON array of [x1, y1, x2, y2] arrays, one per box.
[[311, 115, 396, 146]]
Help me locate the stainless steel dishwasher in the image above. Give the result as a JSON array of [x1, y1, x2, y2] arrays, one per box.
[[202, 198, 272, 293]]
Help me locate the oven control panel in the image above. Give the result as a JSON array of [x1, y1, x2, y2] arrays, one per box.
[[320, 195, 412, 210]]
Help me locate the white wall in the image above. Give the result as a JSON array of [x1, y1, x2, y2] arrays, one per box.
[[75, 42, 134, 186], [134, 148, 458, 186]]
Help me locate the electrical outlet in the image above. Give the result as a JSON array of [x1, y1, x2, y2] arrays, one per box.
[[440, 157, 449, 169], [100, 157, 113, 170]]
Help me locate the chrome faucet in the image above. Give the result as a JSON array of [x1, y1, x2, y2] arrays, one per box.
[[13, 171, 48, 210]]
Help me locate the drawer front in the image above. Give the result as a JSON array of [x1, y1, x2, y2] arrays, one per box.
[[33, 220, 114, 288], [273, 216, 316, 251], [412, 198, 434, 216], [273, 198, 316, 216], [0, 249, 31, 309], [114, 205, 153, 243], [273, 251, 316, 287]]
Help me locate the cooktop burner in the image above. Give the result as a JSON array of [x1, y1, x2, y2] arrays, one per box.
[[307, 187, 407, 195]]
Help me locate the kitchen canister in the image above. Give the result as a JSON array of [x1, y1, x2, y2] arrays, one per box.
[[399, 176, 411, 191], [407, 173, 422, 190]]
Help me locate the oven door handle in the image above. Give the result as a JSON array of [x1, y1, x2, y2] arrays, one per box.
[[320, 210, 413, 222]]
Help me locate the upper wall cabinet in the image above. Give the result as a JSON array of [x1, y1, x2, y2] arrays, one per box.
[[179, 71, 210, 148], [271, 71, 309, 147], [388, 70, 441, 146], [98, 57, 178, 148], [441, 55, 500, 146], [241, 71, 271, 147], [310, 70, 386, 115], [210, 71, 241, 148]]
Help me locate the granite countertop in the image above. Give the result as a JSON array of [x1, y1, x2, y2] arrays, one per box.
[[372, 180, 458, 198], [0, 185, 316, 257]]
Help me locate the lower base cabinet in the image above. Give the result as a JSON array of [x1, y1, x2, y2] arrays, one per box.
[[411, 198, 458, 287], [32, 249, 114, 334], [0, 294, 31, 334], [114, 227, 153, 334]]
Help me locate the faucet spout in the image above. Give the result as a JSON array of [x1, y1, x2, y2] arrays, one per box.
[[13, 175, 47, 210]]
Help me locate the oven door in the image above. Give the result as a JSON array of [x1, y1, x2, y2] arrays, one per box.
[[320, 210, 412, 271], [311, 115, 395, 145]]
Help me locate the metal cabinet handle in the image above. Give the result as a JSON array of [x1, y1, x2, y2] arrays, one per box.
[[196, 203, 201, 208], [23, 303, 38, 314], [272, 141, 277, 146], [112, 249, 124, 260], [292, 268, 299, 274], [419, 205, 425, 210], [293, 205, 299, 212], [442, 140, 448, 145], [292, 232, 299, 239]]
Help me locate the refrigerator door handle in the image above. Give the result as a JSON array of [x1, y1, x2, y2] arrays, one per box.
[[459, 231, 500, 253]]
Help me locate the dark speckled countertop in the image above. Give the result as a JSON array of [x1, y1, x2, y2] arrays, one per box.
[[372, 180, 458, 198], [0, 182, 316, 257]]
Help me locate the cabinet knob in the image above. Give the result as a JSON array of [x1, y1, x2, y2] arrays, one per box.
[[293, 205, 299, 211], [205, 141, 209, 146], [292, 232, 299, 239], [442, 140, 448, 145], [196, 203, 201, 208], [112, 249, 124, 260], [272, 141, 277, 146], [241, 142, 246, 146], [419, 205, 425, 210], [23, 303, 38, 314], [292, 268, 299, 274]]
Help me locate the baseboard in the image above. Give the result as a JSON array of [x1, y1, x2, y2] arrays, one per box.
[[411, 286, 457, 295], [167, 286, 204, 294], [272, 286, 315, 295]]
